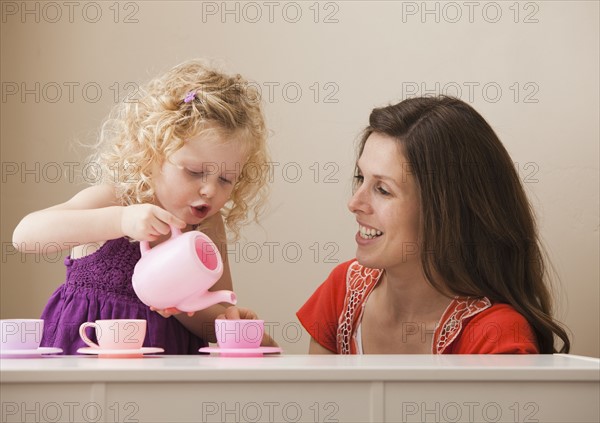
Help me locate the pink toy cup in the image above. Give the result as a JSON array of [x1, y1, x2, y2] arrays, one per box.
[[132, 226, 236, 312], [215, 319, 264, 349], [0, 319, 43, 350], [79, 319, 146, 350]]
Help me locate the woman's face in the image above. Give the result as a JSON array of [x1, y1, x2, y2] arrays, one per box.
[[152, 130, 247, 226], [347, 132, 421, 271]]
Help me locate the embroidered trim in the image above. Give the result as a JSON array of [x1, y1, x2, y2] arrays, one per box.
[[336, 261, 492, 355], [336, 261, 382, 354], [434, 297, 492, 354]]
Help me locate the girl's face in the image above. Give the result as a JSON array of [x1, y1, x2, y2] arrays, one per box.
[[152, 130, 247, 226], [347, 132, 421, 272]]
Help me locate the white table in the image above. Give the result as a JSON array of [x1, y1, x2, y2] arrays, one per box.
[[1, 354, 598, 423]]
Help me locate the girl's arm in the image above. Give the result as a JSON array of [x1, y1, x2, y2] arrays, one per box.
[[173, 212, 234, 343], [12, 184, 185, 254], [173, 214, 279, 347], [13, 185, 122, 253]]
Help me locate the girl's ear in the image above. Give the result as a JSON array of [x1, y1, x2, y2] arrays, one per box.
[[148, 158, 164, 178]]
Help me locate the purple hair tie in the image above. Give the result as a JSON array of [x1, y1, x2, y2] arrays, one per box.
[[183, 91, 196, 103]]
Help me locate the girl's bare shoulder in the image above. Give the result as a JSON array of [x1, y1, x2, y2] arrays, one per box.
[[48, 184, 120, 211]]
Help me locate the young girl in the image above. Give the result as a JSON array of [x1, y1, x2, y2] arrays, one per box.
[[297, 96, 571, 354], [12, 60, 271, 354]]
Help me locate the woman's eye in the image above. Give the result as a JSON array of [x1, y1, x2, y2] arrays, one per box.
[[219, 177, 232, 185], [377, 186, 390, 196], [353, 174, 364, 184], [187, 169, 203, 177]]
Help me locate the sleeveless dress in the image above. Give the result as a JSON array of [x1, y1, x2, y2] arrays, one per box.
[[40, 237, 207, 354]]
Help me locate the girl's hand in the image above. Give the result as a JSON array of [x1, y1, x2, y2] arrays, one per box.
[[217, 306, 279, 347], [120, 204, 186, 242], [150, 306, 195, 318], [217, 306, 258, 320]]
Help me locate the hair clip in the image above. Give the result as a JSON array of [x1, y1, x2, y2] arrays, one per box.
[[183, 91, 196, 103]]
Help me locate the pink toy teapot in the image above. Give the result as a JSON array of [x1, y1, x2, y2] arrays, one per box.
[[132, 225, 236, 312]]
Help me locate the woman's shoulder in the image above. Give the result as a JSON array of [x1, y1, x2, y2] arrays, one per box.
[[297, 260, 359, 315], [297, 259, 382, 322], [468, 302, 531, 327], [445, 300, 539, 354], [442, 298, 529, 326], [306, 260, 356, 300], [313, 259, 383, 307]]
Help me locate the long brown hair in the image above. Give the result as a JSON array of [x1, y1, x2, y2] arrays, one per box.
[[358, 96, 570, 353]]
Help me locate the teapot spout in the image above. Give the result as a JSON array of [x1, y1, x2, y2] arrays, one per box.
[[177, 290, 237, 313]]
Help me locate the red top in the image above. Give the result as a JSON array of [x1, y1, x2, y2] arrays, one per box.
[[297, 260, 539, 354]]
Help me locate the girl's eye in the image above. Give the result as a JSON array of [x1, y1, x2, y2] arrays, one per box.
[[219, 176, 232, 185], [353, 174, 364, 184], [187, 169, 203, 177]]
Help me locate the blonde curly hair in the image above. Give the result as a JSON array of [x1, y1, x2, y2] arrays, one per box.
[[92, 59, 270, 240]]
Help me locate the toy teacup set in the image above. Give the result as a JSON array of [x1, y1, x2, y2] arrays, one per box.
[[0, 319, 60, 358], [1, 228, 281, 358]]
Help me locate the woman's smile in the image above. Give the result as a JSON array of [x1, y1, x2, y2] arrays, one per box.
[[348, 133, 421, 270]]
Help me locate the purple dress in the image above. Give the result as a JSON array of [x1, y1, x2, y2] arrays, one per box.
[[40, 237, 207, 354]]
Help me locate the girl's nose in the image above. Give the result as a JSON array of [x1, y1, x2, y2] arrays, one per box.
[[198, 179, 216, 199]]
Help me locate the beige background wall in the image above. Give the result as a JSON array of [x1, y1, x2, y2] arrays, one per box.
[[1, 1, 598, 356]]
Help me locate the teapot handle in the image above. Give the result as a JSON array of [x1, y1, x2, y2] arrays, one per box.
[[140, 224, 183, 255]]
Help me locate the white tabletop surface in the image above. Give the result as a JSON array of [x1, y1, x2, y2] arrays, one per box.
[[1, 354, 598, 383]]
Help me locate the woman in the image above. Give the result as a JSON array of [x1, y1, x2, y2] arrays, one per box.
[[297, 96, 570, 354]]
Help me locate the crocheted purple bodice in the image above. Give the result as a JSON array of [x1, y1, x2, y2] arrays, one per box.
[[62, 237, 141, 299]]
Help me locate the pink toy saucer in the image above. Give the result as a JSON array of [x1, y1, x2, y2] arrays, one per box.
[[0, 347, 62, 358], [77, 347, 164, 358], [199, 346, 282, 357]]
